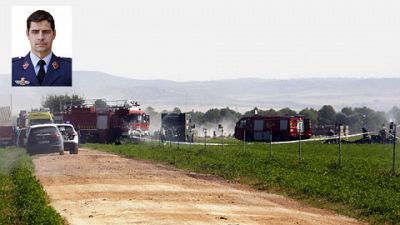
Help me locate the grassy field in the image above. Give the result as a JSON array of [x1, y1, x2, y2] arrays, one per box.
[[0, 147, 64, 225], [86, 138, 400, 225]]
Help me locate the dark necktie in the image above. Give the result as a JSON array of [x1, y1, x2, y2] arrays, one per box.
[[37, 60, 46, 85]]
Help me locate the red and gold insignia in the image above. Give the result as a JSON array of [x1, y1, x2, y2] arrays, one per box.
[[22, 61, 29, 70], [15, 77, 30, 86], [52, 61, 59, 70]]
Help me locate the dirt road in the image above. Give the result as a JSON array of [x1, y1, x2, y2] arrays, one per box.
[[33, 148, 364, 225]]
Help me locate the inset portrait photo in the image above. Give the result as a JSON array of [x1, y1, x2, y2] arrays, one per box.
[[12, 6, 72, 87]]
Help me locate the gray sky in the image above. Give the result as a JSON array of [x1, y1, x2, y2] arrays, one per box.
[[1, 0, 400, 81]]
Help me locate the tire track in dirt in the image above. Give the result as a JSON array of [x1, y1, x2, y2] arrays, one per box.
[[33, 148, 364, 225]]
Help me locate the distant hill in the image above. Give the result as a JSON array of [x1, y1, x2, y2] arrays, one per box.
[[1, 71, 399, 114]]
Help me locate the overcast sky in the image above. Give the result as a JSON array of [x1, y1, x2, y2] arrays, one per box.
[[1, 0, 400, 81]]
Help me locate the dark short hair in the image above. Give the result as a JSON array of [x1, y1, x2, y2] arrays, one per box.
[[27, 10, 55, 31]]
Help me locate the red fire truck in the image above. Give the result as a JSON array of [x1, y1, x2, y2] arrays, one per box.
[[0, 124, 15, 146], [54, 100, 150, 143], [0, 106, 15, 146], [234, 115, 312, 142]]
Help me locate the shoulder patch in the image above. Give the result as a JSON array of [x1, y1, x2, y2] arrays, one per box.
[[59, 57, 72, 63], [12, 57, 23, 62]]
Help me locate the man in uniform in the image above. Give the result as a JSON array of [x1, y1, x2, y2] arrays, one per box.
[[12, 10, 71, 87]]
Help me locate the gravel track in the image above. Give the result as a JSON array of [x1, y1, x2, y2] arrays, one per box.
[[32, 148, 364, 225]]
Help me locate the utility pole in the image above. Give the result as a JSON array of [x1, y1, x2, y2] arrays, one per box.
[[392, 123, 397, 176], [189, 124, 195, 151], [298, 119, 303, 161], [338, 124, 342, 167], [189, 129, 192, 151], [269, 129, 272, 157], [298, 131, 302, 161], [177, 131, 180, 150], [243, 130, 246, 151], [203, 128, 207, 150], [10, 95, 12, 119], [218, 124, 224, 151]]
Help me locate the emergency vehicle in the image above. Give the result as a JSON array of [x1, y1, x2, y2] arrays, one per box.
[[0, 106, 15, 146], [234, 115, 312, 142], [161, 113, 193, 142], [17, 109, 54, 128], [54, 100, 150, 143], [16, 109, 54, 147]]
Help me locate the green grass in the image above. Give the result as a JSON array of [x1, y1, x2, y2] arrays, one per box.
[[0, 147, 32, 175], [0, 173, 16, 225], [86, 139, 400, 225], [0, 147, 64, 225]]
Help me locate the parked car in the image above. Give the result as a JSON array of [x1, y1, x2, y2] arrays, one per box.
[[56, 124, 79, 154], [26, 124, 64, 155]]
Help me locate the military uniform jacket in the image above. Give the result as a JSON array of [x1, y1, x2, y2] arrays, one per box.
[[12, 53, 72, 87]]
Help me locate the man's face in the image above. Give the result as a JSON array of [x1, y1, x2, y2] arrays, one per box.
[[26, 20, 56, 57]]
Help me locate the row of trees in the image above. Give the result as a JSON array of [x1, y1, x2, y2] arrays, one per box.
[[42, 95, 108, 112], [41, 94, 400, 134]]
